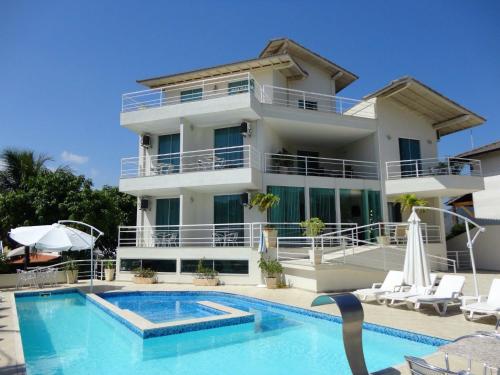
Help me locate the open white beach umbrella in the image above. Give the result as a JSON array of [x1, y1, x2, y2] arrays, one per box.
[[403, 211, 431, 287], [9, 223, 95, 252], [258, 230, 267, 254]]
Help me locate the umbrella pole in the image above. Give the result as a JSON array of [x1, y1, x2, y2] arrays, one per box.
[[465, 222, 479, 297], [24, 246, 30, 270], [90, 227, 94, 293]]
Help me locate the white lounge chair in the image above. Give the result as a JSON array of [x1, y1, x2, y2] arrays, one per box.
[[460, 278, 500, 327], [406, 275, 466, 316], [405, 356, 469, 375], [381, 273, 438, 306], [353, 270, 404, 302]]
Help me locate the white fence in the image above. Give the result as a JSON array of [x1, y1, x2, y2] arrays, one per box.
[[118, 222, 355, 248], [121, 73, 375, 119], [121, 145, 259, 178], [264, 153, 378, 180], [386, 157, 482, 180]]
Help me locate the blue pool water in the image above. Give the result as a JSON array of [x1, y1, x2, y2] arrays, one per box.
[[99, 292, 225, 323], [16, 291, 443, 375]]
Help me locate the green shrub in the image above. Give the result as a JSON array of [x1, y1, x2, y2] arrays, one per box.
[[300, 217, 325, 237], [195, 258, 218, 279], [134, 267, 156, 278], [258, 257, 283, 278]]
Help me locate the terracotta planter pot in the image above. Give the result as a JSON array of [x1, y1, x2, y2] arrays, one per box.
[[193, 278, 219, 286], [133, 276, 156, 284], [104, 268, 115, 281], [263, 228, 278, 248], [265, 277, 278, 289], [65, 270, 79, 284]]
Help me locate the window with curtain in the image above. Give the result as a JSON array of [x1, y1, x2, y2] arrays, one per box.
[[214, 194, 244, 245], [267, 186, 305, 237], [309, 188, 336, 224], [158, 134, 180, 173], [180, 88, 202, 103], [214, 126, 243, 168], [227, 79, 254, 95]]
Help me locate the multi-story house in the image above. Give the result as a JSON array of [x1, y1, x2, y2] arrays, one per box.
[[116, 38, 485, 291]]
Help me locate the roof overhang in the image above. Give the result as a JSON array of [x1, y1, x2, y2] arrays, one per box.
[[138, 54, 307, 88], [259, 38, 358, 92], [364, 77, 485, 137]]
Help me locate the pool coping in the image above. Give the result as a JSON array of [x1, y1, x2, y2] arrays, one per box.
[[7, 292, 27, 375], [86, 292, 255, 338]]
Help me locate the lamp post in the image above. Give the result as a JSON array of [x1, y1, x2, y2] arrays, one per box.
[[58, 220, 104, 292], [412, 206, 485, 297]]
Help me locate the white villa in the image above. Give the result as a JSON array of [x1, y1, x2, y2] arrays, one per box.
[[116, 38, 485, 291]]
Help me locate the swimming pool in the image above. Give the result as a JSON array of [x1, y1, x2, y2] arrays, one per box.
[[100, 292, 226, 323], [16, 290, 445, 375]]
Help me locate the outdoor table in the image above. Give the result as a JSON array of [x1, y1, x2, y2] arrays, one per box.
[[439, 333, 500, 372]]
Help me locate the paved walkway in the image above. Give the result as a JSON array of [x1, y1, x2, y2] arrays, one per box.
[[1, 271, 499, 374]]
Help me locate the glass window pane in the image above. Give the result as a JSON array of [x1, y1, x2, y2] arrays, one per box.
[[119, 259, 141, 271], [180, 88, 202, 103], [309, 188, 336, 223], [141, 259, 176, 273], [213, 260, 248, 274], [339, 189, 363, 225]]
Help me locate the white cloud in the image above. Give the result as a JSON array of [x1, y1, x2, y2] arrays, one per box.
[[61, 151, 89, 165]]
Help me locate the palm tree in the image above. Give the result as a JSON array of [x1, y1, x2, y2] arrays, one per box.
[[396, 193, 428, 214], [0, 148, 52, 191]]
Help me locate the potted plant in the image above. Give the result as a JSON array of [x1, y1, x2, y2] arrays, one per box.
[[258, 256, 283, 289], [64, 259, 79, 284], [249, 193, 280, 247], [300, 218, 325, 265], [133, 268, 157, 284], [193, 259, 219, 286], [104, 260, 115, 281]]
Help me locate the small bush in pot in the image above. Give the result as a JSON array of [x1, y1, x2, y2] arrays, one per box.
[[104, 260, 115, 281], [193, 259, 219, 286], [133, 267, 157, 284], [300, 218, 325, 264], [258, 256, 283, 289], [64, 259, 79, 284]]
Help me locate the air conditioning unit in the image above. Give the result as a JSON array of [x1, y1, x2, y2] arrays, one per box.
[[140, 134, 151, 148], [240, 121, 251, 137], [240, 192, 250, 206], [139, 198, 150, 210]]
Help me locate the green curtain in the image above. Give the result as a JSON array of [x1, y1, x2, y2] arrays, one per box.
[[214, 194, 244, 243], [309, 188, 336, 223], [362, 190, 381, 240], [158, 134, 180, 171], [339, 189, 362, 226], [156, 198, 180, 226], [214, 126, 243, 168], [267, 186, 305, 237]]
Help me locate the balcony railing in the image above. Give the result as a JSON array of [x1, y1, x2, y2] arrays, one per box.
[[121, 145, 259, 178], [121, 73, 261, 112], [260, 85, 375, 118], [264, 153, 378, 180], [121, 73, 375, 119], [386, 157, 482, 180], [118, 222, 353, 248]]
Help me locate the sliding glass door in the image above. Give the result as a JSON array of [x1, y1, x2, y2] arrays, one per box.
[[155, 198, 180, 246], [158, 133, 180, 173], [214, 194, 244, 245], [309, 188, 336, 223], [399, 138, 421, 177], [267, 186, 305, 237], [214, 126, 243, 168]]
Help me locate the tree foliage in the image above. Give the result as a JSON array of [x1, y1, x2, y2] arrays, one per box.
[[0, 149, 136, 256]]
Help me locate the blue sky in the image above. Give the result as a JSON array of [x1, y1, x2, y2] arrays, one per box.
[[1, 0, 499, 187]]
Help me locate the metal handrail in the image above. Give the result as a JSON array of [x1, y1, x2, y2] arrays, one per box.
[[121, 145, 260, 178], [263, 153, 378, 180], [386, 156, 482, 180]]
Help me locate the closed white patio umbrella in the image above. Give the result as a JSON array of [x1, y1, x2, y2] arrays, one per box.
[[403, 211, 432, 288]]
